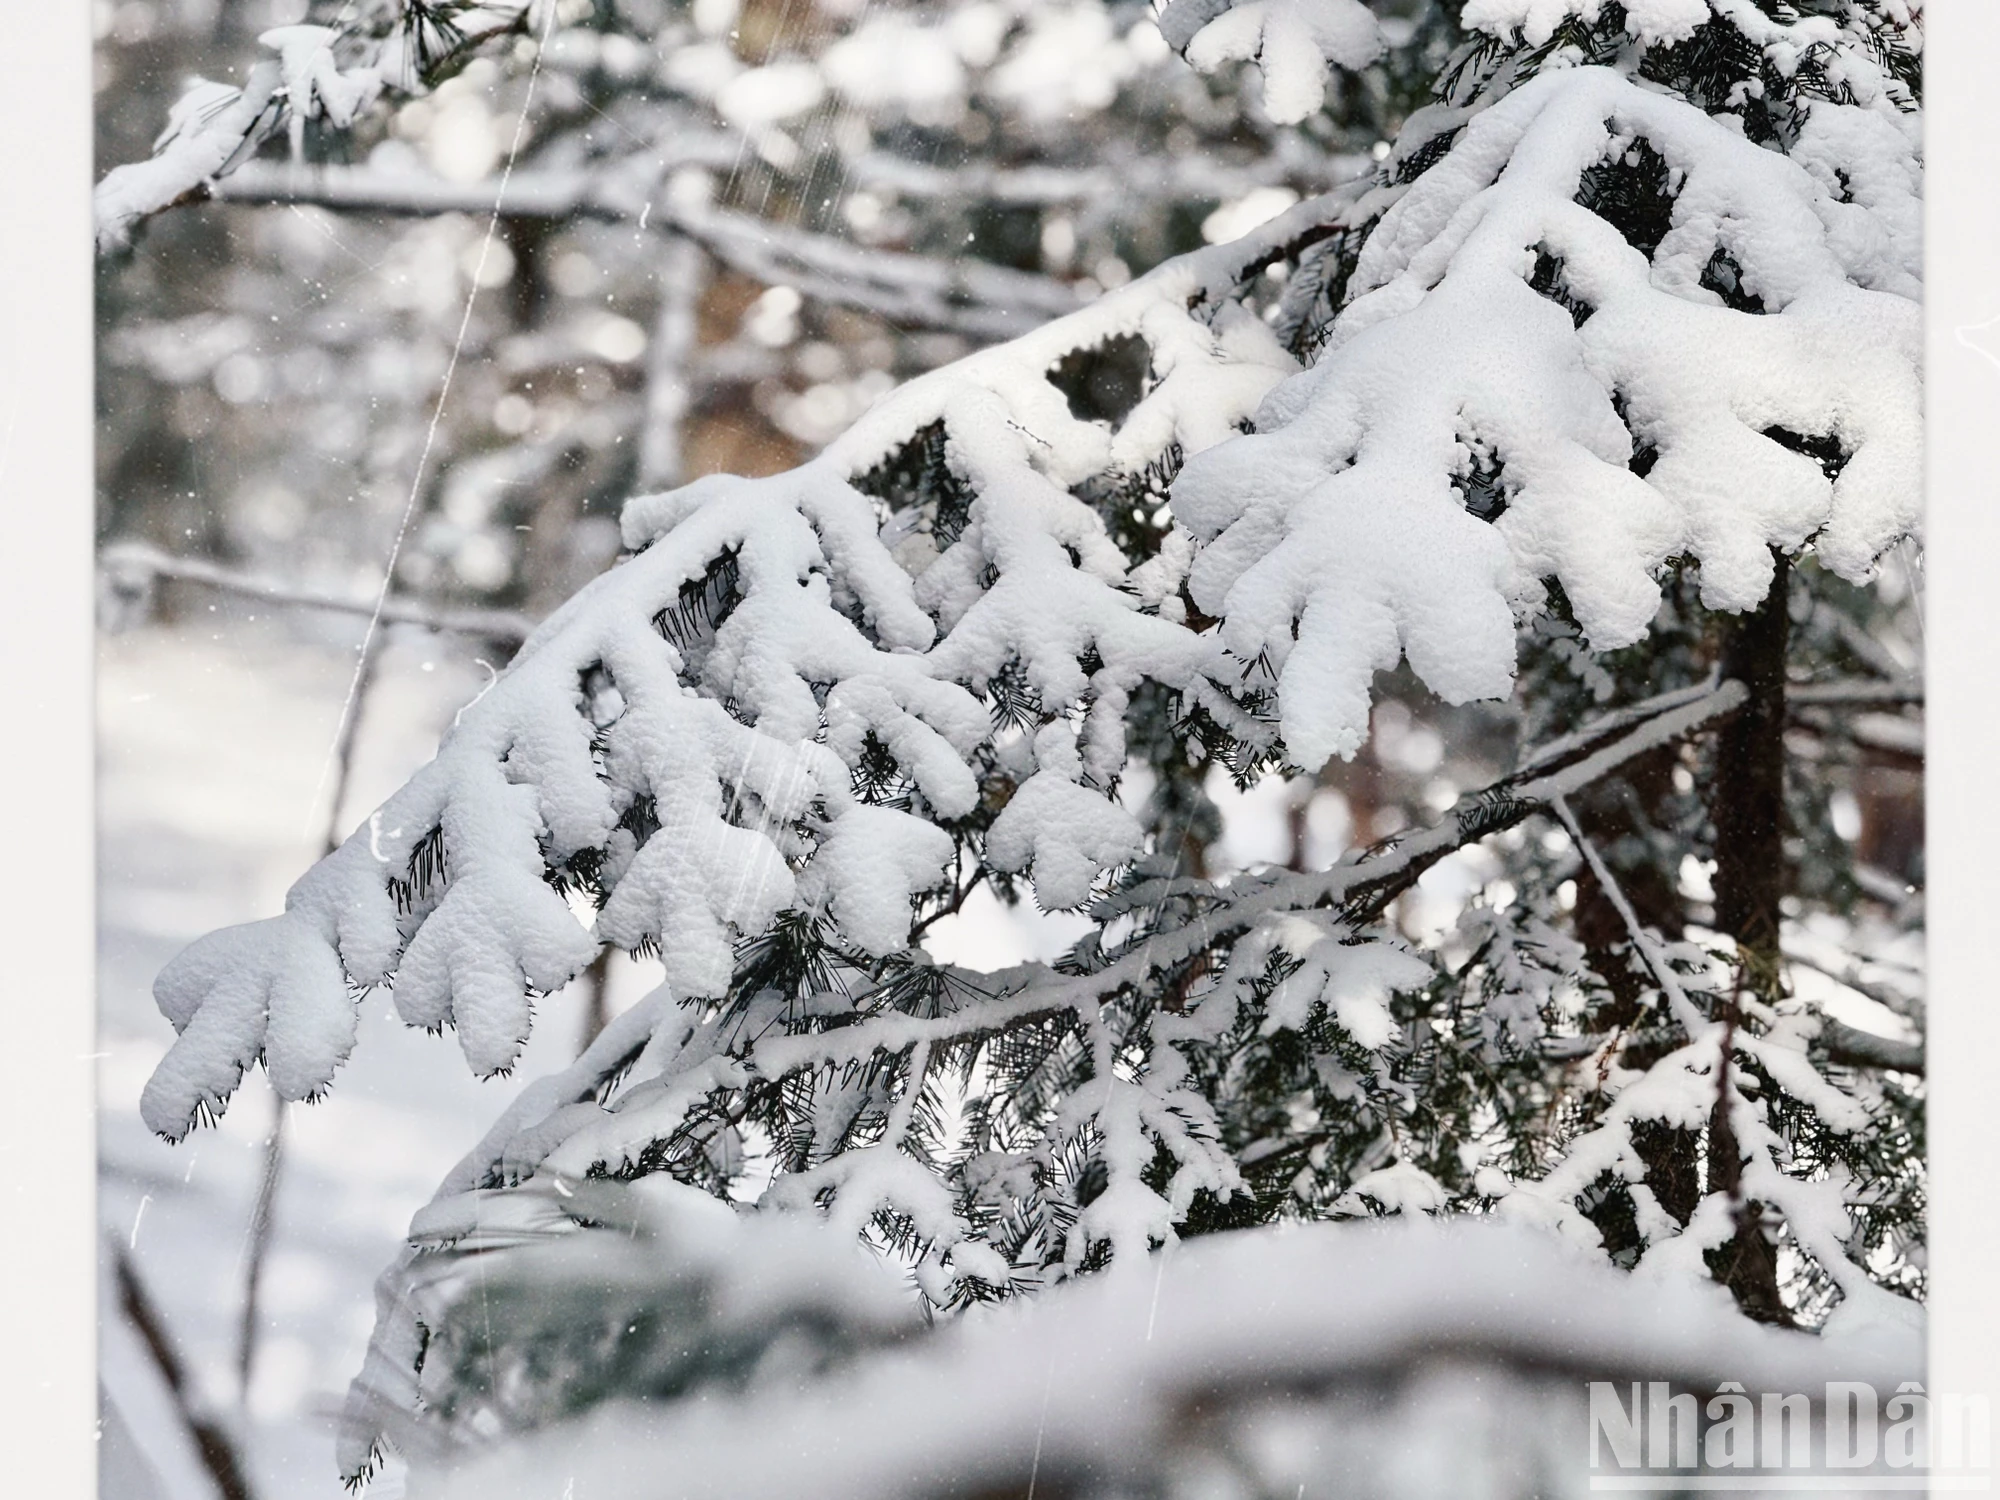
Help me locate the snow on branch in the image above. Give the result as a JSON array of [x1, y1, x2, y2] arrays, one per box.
[[93, 1, 544, 253], [326, 676, 1753, 1476], [140, 214, 1324, 1144], [94, 62, 288, 254], [413, 1217, 1915, 1500], [1493, 797, 1920, 1337], [1159, 0, 1384, 125], [1175, 65, 1920, 766], [99, 540, 538, 644]]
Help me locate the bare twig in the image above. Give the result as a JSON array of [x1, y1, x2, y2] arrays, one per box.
[[112, 1238, 259, 1500], [208, 162, 1082, 338], [909, 867, 988, 942], [1549, 795, 1709, 1037], [100, 540, 538, 644], [1786, 679, 1923, 708], [1817, 1018, 1923, 1074], [235, 1093, 285, 1406]]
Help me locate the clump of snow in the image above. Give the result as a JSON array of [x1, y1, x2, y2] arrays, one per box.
[[1464, 0, 1707, 48], [143, 913, 355, 1134], [1202, 185, 1301, 245], [799, 806, 956, 954], [1175, 67, 1920, 767], [1160, 0, 1383, 124], [260, 25, 379, 129], [986, 724, 1146, 909], [820, 15, 971, 124], [714, 62, 826, 132], [983, 4, 1145, 120], [1334, 1159, 1449, 1215]]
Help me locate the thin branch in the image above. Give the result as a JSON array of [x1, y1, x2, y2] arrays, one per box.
[[101, 540, 537, 644], [1817, 1018, 1923, 1075], [755, 682, 1750, 1074], [910, 867, 988, 942], [112, 1238, 259, 1500], [637, 235, 705, 491], [207, 162, 1082, 338], [1790, 705, 1923, 761], [1786, 679, 1923, 708], [209, 158, 661, 219], [1313, 680, 1750, 928], [843, 140, 1371, 209], [1782, 947, 1924, 1024], [1812, 601, 1920, 685], [1549, 795, 1710, 1037]]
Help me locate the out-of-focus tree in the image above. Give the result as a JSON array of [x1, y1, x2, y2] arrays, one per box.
[[97, 0, 1407, 625]]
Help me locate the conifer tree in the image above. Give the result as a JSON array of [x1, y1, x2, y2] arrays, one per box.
[[114, 0, 1923, 1485]]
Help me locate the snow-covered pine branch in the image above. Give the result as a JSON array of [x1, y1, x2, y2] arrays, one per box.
[[99, 539, 539, 645], [325, 676, 1761, 1476], [1177, 63, 1919, 764], [139, 201, 1332, 1145], [143, 30, 1921, 1143], [94, 0, 549, 252]]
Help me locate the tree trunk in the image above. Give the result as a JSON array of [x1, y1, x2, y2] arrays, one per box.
[[1705, 550, 1791, 1323], [1712, 553, 1791, 988]]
